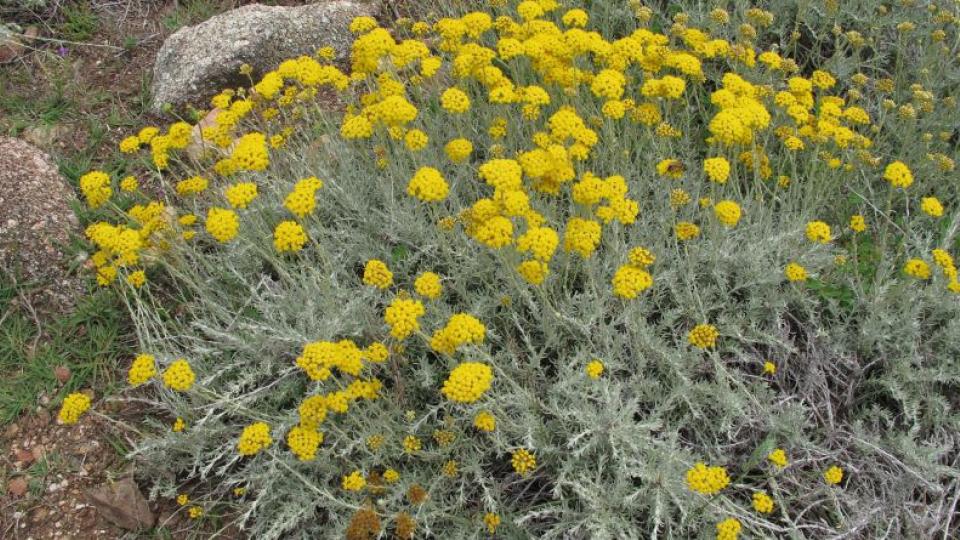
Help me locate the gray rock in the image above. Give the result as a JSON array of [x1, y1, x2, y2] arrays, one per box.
[[150, 1, 377, 112], [0, 137, 82, 309], [85, 478, 155, 530]]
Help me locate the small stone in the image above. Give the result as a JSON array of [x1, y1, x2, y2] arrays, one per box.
[[7, 477, 28, 497], [85, 478, 155, 530], [54, 365, 71, 383], [15, 448, 34, 465]]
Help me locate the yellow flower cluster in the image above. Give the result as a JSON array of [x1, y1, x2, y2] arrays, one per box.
[[274, 221, 307, 253], [715, 518, 741, 540], [688, 324, 719, 349], [824, 465, 844, 485], [403, 435, 422, 454], [175, 175, 208, 196], [430, 314, 486, 354], [805, 221, 831, 243], [407, 167, 450, 202], [685, 462, 730, 495], [295, 339, 365, 380], [413, 272, 442, 299], [127, 354, 157, 386], [342, 470, 366, 491], [237, 422, 272, 456], [883, 160, 913, 188], [79, 171, 112, 208], [473, 411, 496, 432], [225, 182, 258, 209], [903, 258, 931, 279], [384, 297, 425, 339], [752, 491, 774, 513], [162, 359, 196, 391], [563, 217, 602, 258], [612, 262, 654, 299], [287, 426, 323, 461], [713, 200, 741, 227], [284, 177, 323, 217], [205, 207, 240, 243], [768, 448, 789, 468], [440, 87, 471, 113], [226, 132, 270, 173], [444, 138, 473, 163], [920, 197, 943, 217], [785, 262, 808, 282], [585, 360, 604, 379], [511, 448, 536, 476], [703, 157, 731, 183], [58, 393, 91, 425], [441, 362, 493, 403], [362, 259, 393, 288]]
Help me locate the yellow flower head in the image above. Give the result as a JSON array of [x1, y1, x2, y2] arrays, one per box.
[[414, 272, 442, 299], [824, 465, 844, 485], [585, 360, 604, 379], [274, 221, 308, 253], [237, 422, 272, 456], [163, 359, 196, 392], [805, 221, 831, 244], [407, 167, 450, 202], [127, 354, 157, 386], [58, 392, 91, 425], [612, 265, 654, 299], [784, 262, 808, 282], [363, 259, 393, 289], [768, 448, 789, 468], [752, 491, 774, 513], [474, 411, 496, 432], [441, 362, 493, 403], [342, 470, 366, 491], [883, 161, 913, 188], [688, 324, 719, 349], [511, 448, 536, 476], [686, 462, 730, 495]]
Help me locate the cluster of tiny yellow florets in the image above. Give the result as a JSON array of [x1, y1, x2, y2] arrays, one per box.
[[127, 354, 157, 386], [511, 448, 536, 476], [295, 339, 365, 380], [685, 462, 730, 495], [430, 313, 486, 354], [384, 297, 425, 339], [237, 422, 273, 456], [612, 246, 656, 299], [58, 393, 91, 425], [162, 359, 196, 391], [688, 324, 720, 349], [362, 259, 394, 288], [442, 362, 493, 403]]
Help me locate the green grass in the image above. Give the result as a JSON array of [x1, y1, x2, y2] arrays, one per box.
[[161, 0, 223, 32], [58, 3, 100, 42], [0, 277, 133, 425]]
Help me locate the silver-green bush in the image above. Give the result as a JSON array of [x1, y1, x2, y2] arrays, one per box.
[[76, 0, 959, 538]]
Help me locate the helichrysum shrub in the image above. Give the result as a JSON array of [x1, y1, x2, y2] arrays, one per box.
[[76, 0, 960, 537]]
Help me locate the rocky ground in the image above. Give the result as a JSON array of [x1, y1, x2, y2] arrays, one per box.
[[0, 2, 319, 538]]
